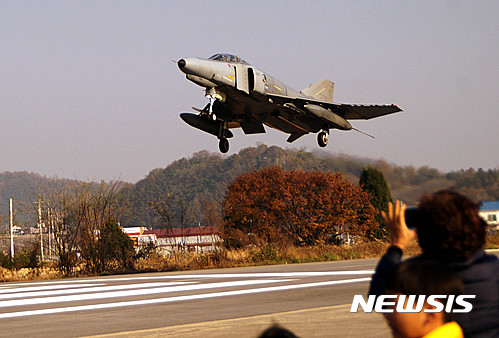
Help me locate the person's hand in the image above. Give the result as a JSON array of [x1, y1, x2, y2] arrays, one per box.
[[382, 201, 416, 251]]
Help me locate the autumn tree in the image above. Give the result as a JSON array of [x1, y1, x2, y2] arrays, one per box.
[[222, 167, 377, 246]]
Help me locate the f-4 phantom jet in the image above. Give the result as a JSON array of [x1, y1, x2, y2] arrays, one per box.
[[177, 53, 402, 153]]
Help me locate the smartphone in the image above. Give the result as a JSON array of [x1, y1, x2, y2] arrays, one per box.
[[404, 206, 421, 229]]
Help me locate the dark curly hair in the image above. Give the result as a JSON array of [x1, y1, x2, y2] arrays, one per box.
[[417, 190, 486, 262], [384, 258, 464, 322]]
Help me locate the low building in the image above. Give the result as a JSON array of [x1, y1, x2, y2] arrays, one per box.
[[144, 226, 220, 254], [12, 225, 25, 235], [122, 227, 152, 247], [479, 201, 499, 232]]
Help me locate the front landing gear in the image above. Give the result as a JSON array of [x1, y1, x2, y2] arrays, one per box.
[[219, 138, 229, 153], [208, 97, 217, 121], [205, 87, 226, 122], [318, 130, 329, 147]]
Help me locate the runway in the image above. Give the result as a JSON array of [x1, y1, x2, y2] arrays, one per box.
[[0, 259, 389, 337]]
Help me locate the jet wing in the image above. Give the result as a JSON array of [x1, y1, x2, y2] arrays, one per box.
[[333, 103, 402, 119], [267, 93, 402, 120]]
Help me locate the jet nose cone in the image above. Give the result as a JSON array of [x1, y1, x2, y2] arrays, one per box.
[[177, 57, 208, 76]]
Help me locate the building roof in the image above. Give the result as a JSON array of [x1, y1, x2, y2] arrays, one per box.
[[480, 201, 499, 212], [144, 226, 219, 238]]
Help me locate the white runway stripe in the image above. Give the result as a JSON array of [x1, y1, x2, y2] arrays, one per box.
[[0, 279, 110, 287], [0, 279, 289, 308], [28, 270, 374, 284], [157, 271, 374, 278], [0, 282, 193, 300], [0, 283, 101, 294], [142, 271, 375, 279], [0, 277, 371, 319]]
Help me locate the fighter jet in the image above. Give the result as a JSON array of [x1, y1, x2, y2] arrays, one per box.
[[177, 53, 402, 153]]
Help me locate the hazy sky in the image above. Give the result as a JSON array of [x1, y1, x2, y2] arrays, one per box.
[[2, 1, 498, 182]]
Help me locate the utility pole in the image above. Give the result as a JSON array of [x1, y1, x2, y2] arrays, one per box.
[[10, 198, 14, 261], [198, 222, 201, 253], [48, 207, 52, 261], [38, 197, 44, 262]]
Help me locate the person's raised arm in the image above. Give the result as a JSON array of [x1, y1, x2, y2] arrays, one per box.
[[382, 201, 416, 251], [369, 201, 417, 296]]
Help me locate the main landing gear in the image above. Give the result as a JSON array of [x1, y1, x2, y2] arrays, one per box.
[[218, 120, 230, 154], [318, 130, 329, 147], [219, 138, 229, 153]]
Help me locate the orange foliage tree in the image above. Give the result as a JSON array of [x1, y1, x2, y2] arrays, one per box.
[[222, 167, 378, 246]]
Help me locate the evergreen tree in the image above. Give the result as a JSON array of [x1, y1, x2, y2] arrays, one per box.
[[97, 221, 135, 272], [359, 167, 392, 239]]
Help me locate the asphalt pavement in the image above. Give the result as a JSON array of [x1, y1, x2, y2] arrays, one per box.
[[0, 259, 389, 337]]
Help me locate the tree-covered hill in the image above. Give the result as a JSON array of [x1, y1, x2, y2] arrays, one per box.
[[2, 145, 498, 229], [120, 144, 499, 228], [0, 172, 118, 231], [0, 172, 61, 230]]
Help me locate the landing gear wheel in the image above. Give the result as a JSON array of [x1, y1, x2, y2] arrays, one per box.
[[219, 138, 229, 153], [318, 131, 329, 147]]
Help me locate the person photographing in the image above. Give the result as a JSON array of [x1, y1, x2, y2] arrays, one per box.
[[369, 190, 499, 337]]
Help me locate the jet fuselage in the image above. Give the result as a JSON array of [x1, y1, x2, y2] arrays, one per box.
[[177, 53, 401, 153]]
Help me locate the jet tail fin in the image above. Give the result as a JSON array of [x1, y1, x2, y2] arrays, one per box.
[[301, 80, 334, 102]]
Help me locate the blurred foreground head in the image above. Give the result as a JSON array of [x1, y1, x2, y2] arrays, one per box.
[[383, 259, 465, 337], [258, 324, 297, 338], [385, 258, 464, 322], [417, 190, 487, 262]]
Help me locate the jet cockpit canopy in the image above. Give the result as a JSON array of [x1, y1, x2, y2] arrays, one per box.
[[208, 53, 248, 64]]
